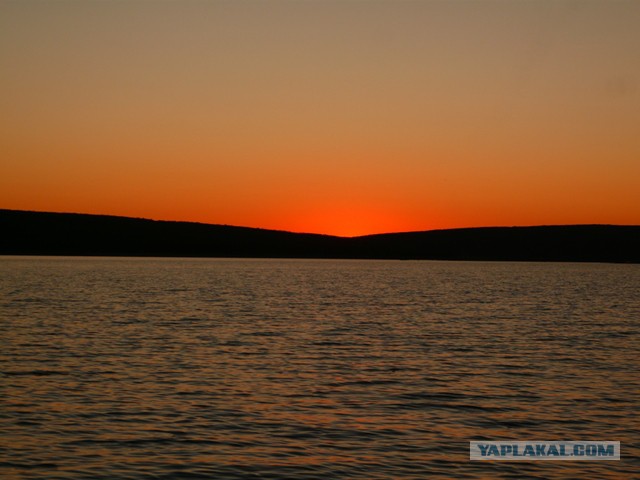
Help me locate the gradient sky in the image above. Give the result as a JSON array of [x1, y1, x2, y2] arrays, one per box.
[[1, 0, 639, 236]]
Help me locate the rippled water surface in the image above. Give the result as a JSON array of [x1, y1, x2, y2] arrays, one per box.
[[1, 257, 639, 479]]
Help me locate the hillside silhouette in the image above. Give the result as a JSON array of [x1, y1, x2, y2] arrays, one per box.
[[1, 209, 638, 263]]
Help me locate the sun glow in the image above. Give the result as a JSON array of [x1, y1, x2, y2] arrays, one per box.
[[284, 204, 421, 237]]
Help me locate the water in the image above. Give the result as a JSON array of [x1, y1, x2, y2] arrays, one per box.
[[1, 257, 639, 479]]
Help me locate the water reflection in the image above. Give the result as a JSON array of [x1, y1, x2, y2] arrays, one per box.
[[1, 258, 638, 479]]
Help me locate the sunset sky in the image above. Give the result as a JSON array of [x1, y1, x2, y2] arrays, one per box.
[[1, 1, 639, 236]]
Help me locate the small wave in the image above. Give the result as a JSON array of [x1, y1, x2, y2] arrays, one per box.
[[2, 369, 70, 376]]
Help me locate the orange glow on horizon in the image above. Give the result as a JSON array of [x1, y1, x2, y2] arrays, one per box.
[[280, 204, 423, 237]]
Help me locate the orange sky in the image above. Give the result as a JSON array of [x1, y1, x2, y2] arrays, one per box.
[[1, 1, 639, 237]]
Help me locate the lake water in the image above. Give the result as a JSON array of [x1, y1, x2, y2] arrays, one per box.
[[1, 257, 639, 479]]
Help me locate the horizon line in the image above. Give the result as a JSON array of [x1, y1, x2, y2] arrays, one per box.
[[1, 207, 636, 239]]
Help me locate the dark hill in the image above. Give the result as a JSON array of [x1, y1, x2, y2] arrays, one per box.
[[1, 209, 638, 263], [349, 226, 640, 263], [0, 209, 344, 258]]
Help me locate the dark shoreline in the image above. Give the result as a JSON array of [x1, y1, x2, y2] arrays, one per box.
[[2, 209, 639, 263]]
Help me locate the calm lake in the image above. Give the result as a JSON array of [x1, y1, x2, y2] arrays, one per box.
[[1, 257, 639, 479]]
